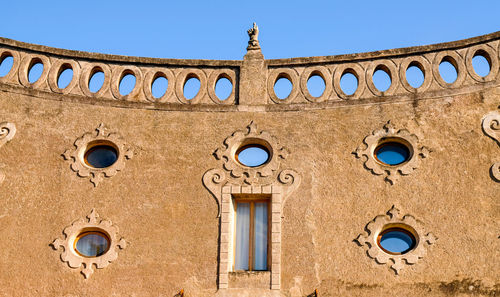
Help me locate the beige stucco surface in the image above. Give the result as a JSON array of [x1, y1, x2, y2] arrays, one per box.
[[0, 29, 498, 296]]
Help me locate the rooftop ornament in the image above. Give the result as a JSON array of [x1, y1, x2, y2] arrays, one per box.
[[247, 22, 260, 50]]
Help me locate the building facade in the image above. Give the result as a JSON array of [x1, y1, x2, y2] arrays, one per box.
[[0, 26, 498, 296]]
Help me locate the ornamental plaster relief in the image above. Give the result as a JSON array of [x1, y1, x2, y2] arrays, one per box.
[[203, 122, 300, 291], [62, 123, 133, 187], [482, 110, 500, 182], [204, 121, 299, 217], [0, 122, 16, 184], [50, 209, 127, 279], [354, 121, 431, 184], [355, 206, 437, 275]]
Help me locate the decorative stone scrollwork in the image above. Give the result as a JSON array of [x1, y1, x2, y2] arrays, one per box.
[[50, 209, 127, 279], [354, 121, 431, 184], [62, 123, 133, 187], [213, 121, 289, 184], [482, 110, 500, 182], [355, 206, 437, 275], [203, 121, 300, 290], [0, 122, 16, 184], [202, 168, 226, 217], [278, 169, 301, 211]]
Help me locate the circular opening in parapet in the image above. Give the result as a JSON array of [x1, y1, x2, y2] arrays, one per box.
[[0, 55, 14, 77], [236, 144, 271, 168], [119, 73, 136, 96], [184, 76, 201, 100], [89, 68, 105, 93], [406, 63, 424, 88], [274, 76, 292, 99], [373, 67, 391, 92], [28, 60, 44, 84], [439, 57, 458, 83], [340, 71, 358, 95], [374, 138, 412, 166], [472, 50, 491, 77], [57, 66, 74, 89], [152, 74, 168, 99], [215, 77, 233, 100], [307, 74, 325, 97], [84, 141, 119, 168], [377, 226, 417, 255], [74, 230, 110, 258]]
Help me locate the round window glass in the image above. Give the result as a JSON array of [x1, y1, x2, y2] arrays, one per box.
[[84, 145, 118, 168], [374, 141, 410, 166], [74, 231, 110, 257], [377, 228, 416, 255], [236, 145, 270, 167]]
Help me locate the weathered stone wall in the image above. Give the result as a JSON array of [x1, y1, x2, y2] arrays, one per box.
[[0, 29, 498, 296]]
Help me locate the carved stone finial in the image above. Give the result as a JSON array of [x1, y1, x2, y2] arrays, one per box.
[[247, 22, 260, 50]]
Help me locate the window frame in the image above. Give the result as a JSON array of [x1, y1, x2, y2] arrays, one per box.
[[233, 196, 271, 272]]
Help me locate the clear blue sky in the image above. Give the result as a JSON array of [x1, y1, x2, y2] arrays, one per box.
[[1, 1, 499, 60]]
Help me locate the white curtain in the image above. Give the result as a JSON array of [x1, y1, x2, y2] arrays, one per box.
[[235, 203, 250, 270], [253, 202, 268, 270]]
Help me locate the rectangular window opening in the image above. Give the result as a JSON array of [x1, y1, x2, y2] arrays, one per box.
[[233, 195, 270, 272]]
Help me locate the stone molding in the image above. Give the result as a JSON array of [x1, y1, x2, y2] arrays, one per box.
[[62, 123, 133, 187], [482, 110, 500, 182], [354, 121, 431, 184], [1, 31, 500, 108], [0, 122, 16, 184], [355, 206, 437, 275], [213, 121, 289, 185], [203, 122, 300, 291], [50, 209, 127, 279]]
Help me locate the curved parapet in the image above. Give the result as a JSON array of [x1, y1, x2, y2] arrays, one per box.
[[0, 31, 499, 110], [0, 28, 499, 296]]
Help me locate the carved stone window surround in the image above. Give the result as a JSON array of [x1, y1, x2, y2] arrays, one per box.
[[62, 123, 133, 187], [354, 121, 431, 184], [50, 209, 127, 279], [203, 122, 300, 291], [355, 206, 437, 275]]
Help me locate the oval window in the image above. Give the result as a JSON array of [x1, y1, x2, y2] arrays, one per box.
[[236, 145, 270, 167], [74, 231, 110, 257], [84, 144, 118, 168], [374, 141, 411, 166], [377, 228, 416, 255]]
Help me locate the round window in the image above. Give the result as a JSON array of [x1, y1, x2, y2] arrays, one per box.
[[84, 143, 118, 168], [74, 231, 110, 257], [236, 144, 270, 167], [374, 140, 411, 166], [377, 227, 416, 255]]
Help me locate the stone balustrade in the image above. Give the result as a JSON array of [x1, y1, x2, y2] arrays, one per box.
[[0, 31, 499, 109]]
